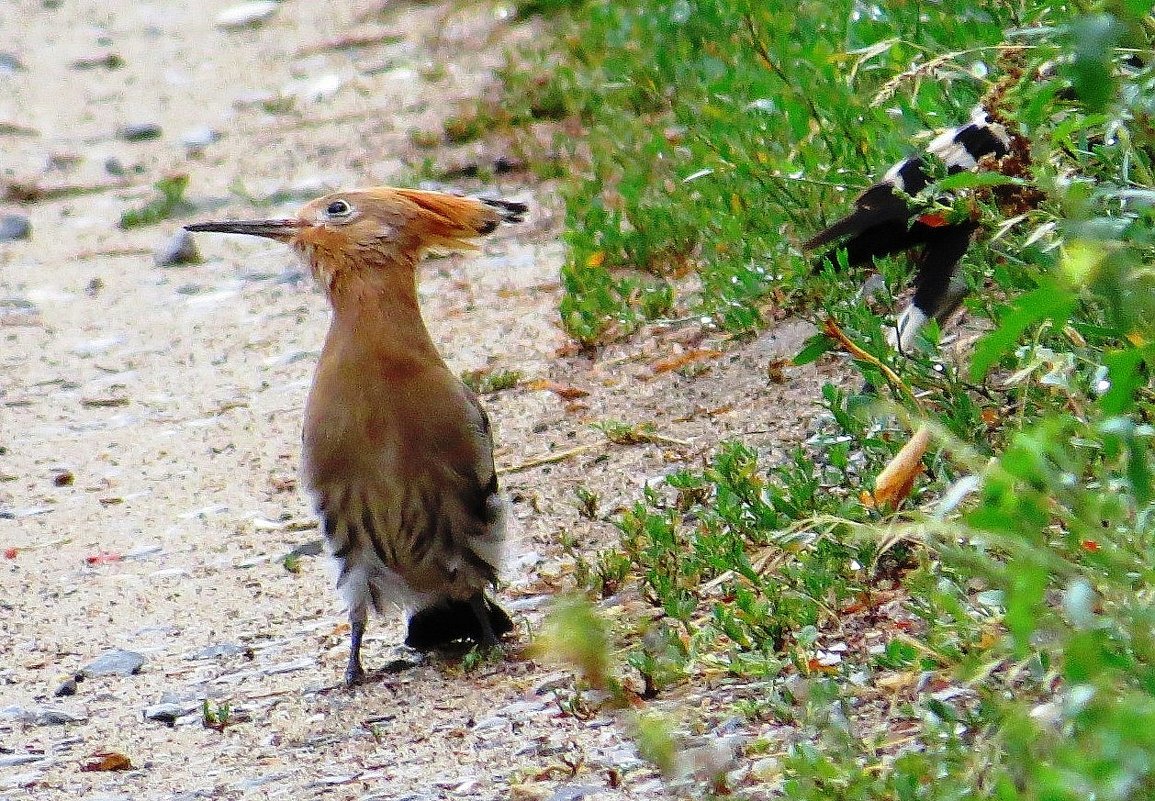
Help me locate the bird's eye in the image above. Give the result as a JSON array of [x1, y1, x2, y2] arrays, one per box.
[[326, 200, 352, 218]]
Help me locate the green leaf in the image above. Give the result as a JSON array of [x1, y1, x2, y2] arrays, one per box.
[[970, 282, 1078, 380], [935, 172, 1025, 191], [792, 333, 834, 365], [1064, 14, 1122, 113], [1099, 347, 1145, 414]]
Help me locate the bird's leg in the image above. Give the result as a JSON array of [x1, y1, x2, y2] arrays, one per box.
[[345, 612, 367, 687], [932, 275, 970, 329], [469, 594, 499, 649]]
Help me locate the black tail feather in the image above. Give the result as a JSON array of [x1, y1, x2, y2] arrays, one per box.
[[803, 183, 912, 254], [405, 594, 513, 651], [480, 197, 528, 224]]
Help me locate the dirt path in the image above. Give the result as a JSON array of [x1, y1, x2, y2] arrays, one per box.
[[1, 2, 838, 798]]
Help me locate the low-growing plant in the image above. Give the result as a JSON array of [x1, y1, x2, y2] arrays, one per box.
[[119, 174, 193, 229], [532, 0, 1155, 797], [201, 699, 234, 732], [460, 367, 522, 394]]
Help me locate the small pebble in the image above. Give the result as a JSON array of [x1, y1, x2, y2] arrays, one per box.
[[232, 90, 275, 109], [154, 229, 200, 267], [0, 296, 38, 315], [104, 157, 128, 176], [0, 214, 31, 242], [508, 784, 551, 801], [532, 672, 572, 695], [143, 701, 200, 725], [53, 676, 78, 697], [284, 539, 324, 559], [0, 705, 33, 722], [181, 126, 221, 151], [35, 707, 86, 725], [81, 648, 146, 678], [149, 567, 192, 580], [124, 544, 164, 560], [261, 657, 314, 675], [468, 715, 506, 732], [0, 52, 24, 76], [45, 152, 82, 172], [302, 73, 341, 102], [216, 1, 278, 29], [235, 773, 292, 791], [118, 123, 162, 142], [710, 716, 745, 736], [1, 705, 87, 726], [72, 335, 125, 358], [52, 470, 74, 487]]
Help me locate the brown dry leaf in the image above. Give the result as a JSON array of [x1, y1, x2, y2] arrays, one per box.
[[81, 751, 134, 772], [805, 657, 839, 675], [526, 379, 590, 400], [869, 426, 931, 509], [650, 348, 722, 375], [766, 357, 788, 384]]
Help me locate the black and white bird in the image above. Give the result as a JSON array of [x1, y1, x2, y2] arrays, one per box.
[[805, 107, 1012, 353]]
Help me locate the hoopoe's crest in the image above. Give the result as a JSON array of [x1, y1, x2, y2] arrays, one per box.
[[188, 187, 527, 292]]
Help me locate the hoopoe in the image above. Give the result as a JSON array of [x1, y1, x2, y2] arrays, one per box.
[[804, 107, 1013, 353], [187, 187, 525, 685]]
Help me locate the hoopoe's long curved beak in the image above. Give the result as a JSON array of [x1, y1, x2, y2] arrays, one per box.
[[185, 218, 303, 241]]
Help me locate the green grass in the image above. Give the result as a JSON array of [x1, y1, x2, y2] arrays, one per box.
[[521, 0, 1155, 797], [460, 367, 522, 394], [119, 173, 193, 229], [526, 1, 1034, 345]]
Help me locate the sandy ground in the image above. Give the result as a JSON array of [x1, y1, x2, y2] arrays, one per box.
[[1, 2, 841, 798]]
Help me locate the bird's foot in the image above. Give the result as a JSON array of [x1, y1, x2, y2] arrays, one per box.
[[344, 657, 365, 688]]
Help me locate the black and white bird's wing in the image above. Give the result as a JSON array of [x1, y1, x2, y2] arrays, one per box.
[[804, 179, 921, 266]]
